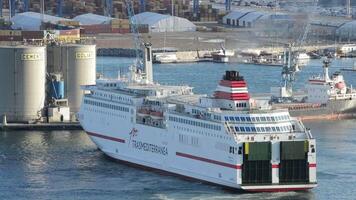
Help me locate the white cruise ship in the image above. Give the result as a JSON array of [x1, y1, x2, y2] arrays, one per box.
[[78, 43, 317, 192]]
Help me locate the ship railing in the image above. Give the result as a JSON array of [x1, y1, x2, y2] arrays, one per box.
[[224, 121, 238, 140], [331, 93, 356, 100]]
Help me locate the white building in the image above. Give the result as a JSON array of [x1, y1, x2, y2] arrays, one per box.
[[222, 10, 290, 28], [132, 12, 196, 32], [11, 12, 70, 30], [73, 13, 113, 25]]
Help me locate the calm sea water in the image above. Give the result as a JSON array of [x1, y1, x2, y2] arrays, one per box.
[[1, 58, 356, 200]]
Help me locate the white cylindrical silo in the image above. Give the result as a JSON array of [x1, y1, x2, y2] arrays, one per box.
[[47, 44, 96, 113], [0, 45, 46, 122]]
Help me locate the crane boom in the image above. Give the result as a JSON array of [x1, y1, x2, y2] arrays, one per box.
[[296, 0, 319, 50], [125, 0, 143, 69]]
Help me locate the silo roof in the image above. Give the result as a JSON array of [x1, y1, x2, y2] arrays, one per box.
[[73, 13, 113, 25]]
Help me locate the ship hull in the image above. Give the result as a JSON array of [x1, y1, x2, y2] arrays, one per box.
[[90, 131, 316, 192], [275, 99, 356, 120]]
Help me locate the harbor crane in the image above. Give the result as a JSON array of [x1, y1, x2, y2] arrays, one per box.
[[105, 0, 113, 17], [225, 0, 231, 12], [193, 0, 199, 19], [23, 0, 29, 12], [139, 0, 145, 13], [0, 0, 3, 17], [278, 0, 319, 100], [125, 0, 143, 69], [9, 0, 15, 17], [57, 0, 63, 17]]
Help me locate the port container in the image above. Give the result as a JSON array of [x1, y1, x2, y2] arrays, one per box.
[[0, 45, 46, 122], [22, 31, 46, 40]]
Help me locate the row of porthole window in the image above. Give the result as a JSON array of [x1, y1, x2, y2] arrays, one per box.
[[224, 115, 290, 123], [169, 116, 222, 131], [175, 126, 231, 141], [233, 125, 293, 133], [84, 99, 129, 112], [85, 107, 127, 119]]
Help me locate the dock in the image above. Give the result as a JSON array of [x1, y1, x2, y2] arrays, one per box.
[[0, 122, 83, 131]]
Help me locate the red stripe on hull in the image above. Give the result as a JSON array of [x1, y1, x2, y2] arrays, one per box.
[[271, 164, 279, 168], [87, 132, 125, 143], [176, 152, 241, 169], [103, 152, 315, 193], [246, 187, 314, 192], [309, 163, 317, 168]]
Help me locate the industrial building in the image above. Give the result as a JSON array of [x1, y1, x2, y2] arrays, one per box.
[[10, 12, 70, 30], [0, 45, 46, 122], [132, 12, 196, 32], [0, 42, 96, 123], [336, 21, 356, 41], [222, 10, 289, 28]]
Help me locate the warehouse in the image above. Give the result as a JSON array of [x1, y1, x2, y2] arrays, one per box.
[[222, 10, 253, 26], [336, 21, 356, 41], [238, 12, 265, 27], [222, 10, 290, 28], [72, 13, 113, 25], [11, 12, 69, 30], [132, 12, 196, 33]]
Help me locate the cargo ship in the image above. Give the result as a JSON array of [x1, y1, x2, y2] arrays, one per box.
[[78, 44, 317, 192], [271, 60, 356, 120]]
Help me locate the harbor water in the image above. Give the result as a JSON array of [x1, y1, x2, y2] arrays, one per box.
[[1, 57, 356, 199]]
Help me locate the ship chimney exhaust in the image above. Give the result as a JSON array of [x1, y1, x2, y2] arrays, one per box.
[[144, 43, 153, 83]]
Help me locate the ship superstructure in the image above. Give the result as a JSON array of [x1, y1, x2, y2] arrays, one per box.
[[78, 44, 317, 192], [272, 60, 356, 120]]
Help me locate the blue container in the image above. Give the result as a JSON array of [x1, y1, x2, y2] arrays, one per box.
[[50, 81, 64, 99]]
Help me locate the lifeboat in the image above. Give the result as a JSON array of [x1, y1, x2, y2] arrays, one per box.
[[150, 111, 164, 119], [137, 108, 150, 117]]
